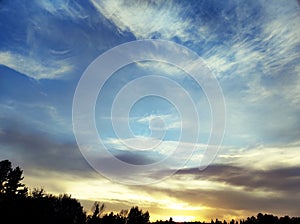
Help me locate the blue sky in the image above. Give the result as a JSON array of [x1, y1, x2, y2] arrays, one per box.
[[1, 0, 300, 222]]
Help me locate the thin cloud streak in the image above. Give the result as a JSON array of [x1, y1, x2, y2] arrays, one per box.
[[0, 51, 73, 80]]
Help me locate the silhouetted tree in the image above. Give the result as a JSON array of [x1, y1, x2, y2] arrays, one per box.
[[86, 202, 105, 224], [215, 219, 222, 224], [291, 217, 300, 224], [119, 209, 128, 219], [0, 160, 11, 191], [279, 215, 291, 224], [0, 160, 29, 223], [102, 212, 115, 224], [127, 206, 150, 224], [169, 217, 175, 223], [257, 213, 278, 224], [244, 216, 256, 224], [0, 160, 86, 224], [31, 187, 46, 198], [101, 211, 127, 224], [0, 160, 27, 197], [55, 194, 87, 224]]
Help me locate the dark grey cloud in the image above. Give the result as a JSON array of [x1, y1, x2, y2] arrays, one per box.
[[0, 117, 162, 183], [176, 164, 300, 193], [0, 125, 93, 177], [109, 148, 160, 165]]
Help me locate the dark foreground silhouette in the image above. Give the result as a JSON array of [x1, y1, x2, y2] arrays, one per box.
[[1, 160, 299, 224]]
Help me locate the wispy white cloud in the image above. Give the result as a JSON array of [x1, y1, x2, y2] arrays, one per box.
[[35, 0, 88, 20], [90, 0, 300, 107], [134, 61, 186, 77], [104, 137, 178, 155], [205, 1, 300, 102], [0, 51, 73, 80], [214, 144, 300, 170], [89, 0, 207, 41]]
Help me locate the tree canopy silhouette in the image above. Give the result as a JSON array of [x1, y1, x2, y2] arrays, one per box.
[[127, 206, 150, 224], [0, 159, 27, 197], [87, 201, 105, 224], [0, 160, 86, 224]]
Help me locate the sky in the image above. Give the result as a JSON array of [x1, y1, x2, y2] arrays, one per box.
[[1, 0, 300, 222]]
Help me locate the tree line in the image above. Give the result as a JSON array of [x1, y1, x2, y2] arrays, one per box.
[[1, 160, 299, 224], [205, 214, 300, 224]]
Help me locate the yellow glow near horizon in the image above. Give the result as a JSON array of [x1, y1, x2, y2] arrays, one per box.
[[172, 216, 195, 222], [150, 214, 197, 223]]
